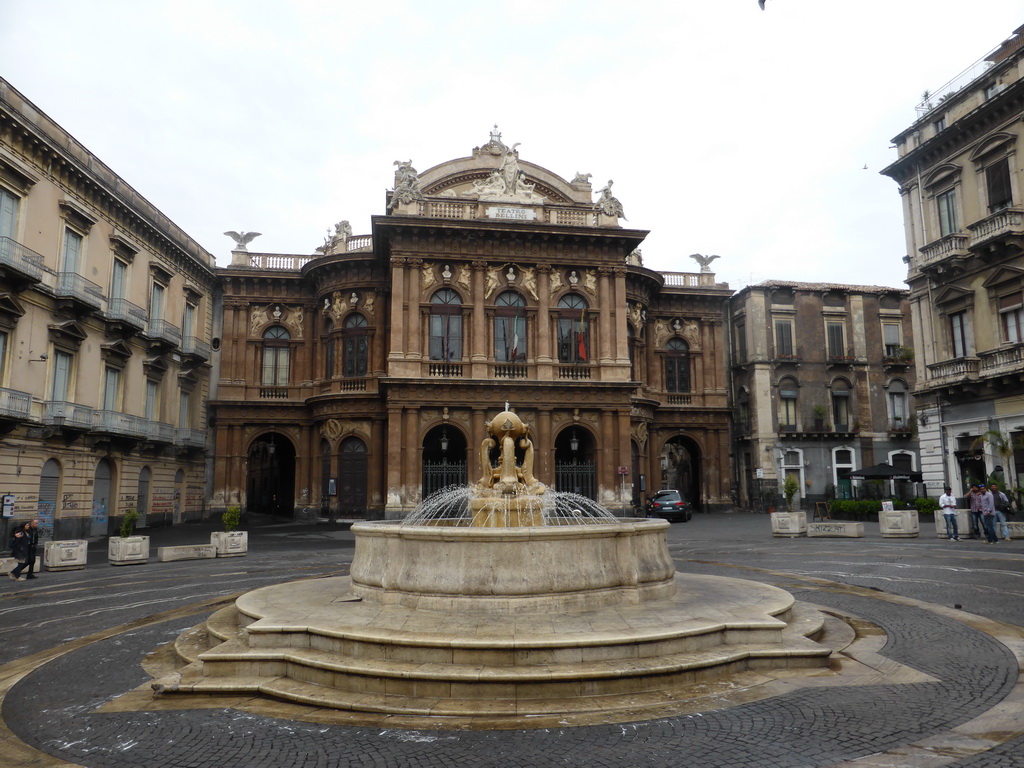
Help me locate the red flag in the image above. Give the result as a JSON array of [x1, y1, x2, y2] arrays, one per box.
[[577, 308, 587, 361]]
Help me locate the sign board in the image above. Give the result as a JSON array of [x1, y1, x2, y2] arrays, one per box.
[[618, 466, 629, 475], [485, 206, 537, 221], [2, 494, 13, 518], [755, 468, 764, 479], [881, 500, 895, 512]]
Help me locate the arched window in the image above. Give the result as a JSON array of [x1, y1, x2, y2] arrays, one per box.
[[779, 377, 798, 430], [261, 326, 290, 385], [557, 293, 589, 363], [494, 291, 526, 362], [343, 314, 368, 377], [830, 378, 852, 431], [887, 379, 908, 428], [429, 289, 463, 361], [665, 338, 690, 392]]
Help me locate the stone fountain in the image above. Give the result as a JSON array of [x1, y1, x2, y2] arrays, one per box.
[[151, 407, 833, 726]]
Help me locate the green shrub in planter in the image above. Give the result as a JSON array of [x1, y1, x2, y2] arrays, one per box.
[[222, 506, 242, 533], [119, 510, 139, 538]]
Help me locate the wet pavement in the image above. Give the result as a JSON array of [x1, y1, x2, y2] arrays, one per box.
[[1, 512, 1022, 767]]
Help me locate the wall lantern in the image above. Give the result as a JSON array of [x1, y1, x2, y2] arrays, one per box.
[[570, 430, 579, 453], [440, 428, 449, 453], [268, 435, 276, 456]]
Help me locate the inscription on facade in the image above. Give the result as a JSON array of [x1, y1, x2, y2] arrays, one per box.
[[486, 206, 536, 221]]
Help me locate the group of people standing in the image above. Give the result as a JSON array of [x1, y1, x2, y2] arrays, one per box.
[[939, 484, 1014, 543], [7, 519, 39, 581]]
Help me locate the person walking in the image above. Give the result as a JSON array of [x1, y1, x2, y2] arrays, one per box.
[[22, 518, 39, 579], [7, 522, 31, 581], [990, 483, 1012, 542], [978, 485, 998, 543], [968, 484, 983, 539], [939, 486, 960, 541]]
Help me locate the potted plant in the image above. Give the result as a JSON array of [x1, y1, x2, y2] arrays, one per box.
[[108, 510, 150, 566], [783, 474, 800, 511], [211, 505, 248, 557], [770, 475, 808, 537]]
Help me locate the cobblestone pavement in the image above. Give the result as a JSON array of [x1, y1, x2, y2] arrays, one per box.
[[1, 512, 1023, 768]]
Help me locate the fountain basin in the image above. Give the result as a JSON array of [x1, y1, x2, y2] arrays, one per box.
[[349, 518, 677, 613]]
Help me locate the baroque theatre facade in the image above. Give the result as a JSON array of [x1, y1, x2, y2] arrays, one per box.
[[211, 131, 733, 519]]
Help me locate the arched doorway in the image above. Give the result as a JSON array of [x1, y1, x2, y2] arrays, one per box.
[[90, 458, 114, 537], [661, 436, 702, 512], [422, 425, 467, 498], [338, 437, 368, 518], [37, 459, 60, 540], [247, 433, 296, 518], [555, 427, 596, 500]]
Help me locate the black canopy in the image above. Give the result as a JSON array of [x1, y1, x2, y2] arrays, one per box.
[[846, 462, 923, 482]]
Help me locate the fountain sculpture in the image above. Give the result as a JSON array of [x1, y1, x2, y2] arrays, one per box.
[[151, 406, 833, 727]]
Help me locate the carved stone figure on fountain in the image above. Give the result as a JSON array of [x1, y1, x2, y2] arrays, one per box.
[[470, 406, 546, 526]]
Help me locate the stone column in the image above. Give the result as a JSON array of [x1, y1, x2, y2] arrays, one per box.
[[471, 407, 488, 483], [369, 418, 386, 514], [404, 408, 421, 508], [537, 409, 553, 484], [471, 261, 488, 376], [406, 259, 423, 364], [617, 408, 632, 508], [598, 268, 612, 365], [385, 407, 404, 517], [613, 267, 630, 368], [536, 264, 553, 371], [388, 257, 407, 365]]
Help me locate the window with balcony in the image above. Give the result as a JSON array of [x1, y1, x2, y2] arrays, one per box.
[[831, 380, 851, 431], [102, 367, 121, 411], [933, 115, 946, 133], [0, 187, 18, 239], [342, 314, 368, 377], [775, 319, 794, 357], [495, 291, 527, 363], [664, 338, 690, 393], [986, 159, 1013, 213], [261, 325, 291, 385], [557, 293, 588, 364], [429, 288, 463, 361], [1001, 299, 1023, 344], [149, 281, 165, 322], [145, 379, 159, 421], [61, 228, 83, 273], [888, 380, 908, 427], [182, 301, 196, 339], [51, 350, 73, 401], [826, 322, 846, 358], [779, 378, 798, 430], [178, 390, 191, 429], [883, 323, 902, 357], [936, 188, 959, 237], [110, 258, 127, 300], [950, 311, 971, 358]]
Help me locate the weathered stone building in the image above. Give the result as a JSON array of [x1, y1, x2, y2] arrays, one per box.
[[882, 24, 1024, 498], [210, 131, 734, 518], [0, 78, 216, 539], [729, 282, 917, 509]]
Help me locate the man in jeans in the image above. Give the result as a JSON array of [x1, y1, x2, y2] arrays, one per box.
[[990, 483, 1012, 542], [968, 484, 983, 539], [979, 485, 998, 543], [939, 486, 959, 541]]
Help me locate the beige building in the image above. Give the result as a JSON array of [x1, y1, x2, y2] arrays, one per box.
[[729, 282, 918, 509], [882, 24, 1024, 499], [0, 78, 217, 539]]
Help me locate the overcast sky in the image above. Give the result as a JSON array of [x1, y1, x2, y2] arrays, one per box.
[[2, 1, 1022, 290]]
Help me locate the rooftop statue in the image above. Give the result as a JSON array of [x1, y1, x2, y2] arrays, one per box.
[[388, 160, 424, 210], [690, 253, 720, 273], [223, 230, 262, 251], [468, 137, 546, 203], [594, 180, 626, 220]]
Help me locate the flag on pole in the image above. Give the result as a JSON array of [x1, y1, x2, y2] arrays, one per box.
[[577, 308, 587, 361]]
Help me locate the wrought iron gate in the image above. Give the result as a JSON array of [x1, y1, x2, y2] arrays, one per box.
[[422, 460, 467, 498], [554, 461, 596, 500]]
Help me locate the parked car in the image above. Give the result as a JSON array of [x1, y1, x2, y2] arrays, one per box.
[[646, 489, 691, 522]]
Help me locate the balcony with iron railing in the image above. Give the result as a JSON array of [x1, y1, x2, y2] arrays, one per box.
[[967, 207, 1024, 252], [54, 272, 103, 310], [144, 318, 182, 347], [175, 427, 206, 448], [105, 297, 148, 331], [180, 336, 211, 361], [93, 410, 149, 439], [0, 236, 45, 284], [0, 387, 32, 420], [42, 401, 94, 430]]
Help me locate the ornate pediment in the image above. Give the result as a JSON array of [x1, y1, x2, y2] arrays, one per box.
[[0, 292, 25, 326], [100, 339, 133, 363], [47, 320, 88, 347], [982, 265, 1024, 290]]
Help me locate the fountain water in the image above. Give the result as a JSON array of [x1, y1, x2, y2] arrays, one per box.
[[151, 406, 834, 726]]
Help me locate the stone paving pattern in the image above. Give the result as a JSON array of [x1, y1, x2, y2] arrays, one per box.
[[1, 513, 1022, 767]]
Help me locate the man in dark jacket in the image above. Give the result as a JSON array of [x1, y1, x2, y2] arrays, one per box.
[[8, 522, 30, 581], [23, 518, 39, 579]]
